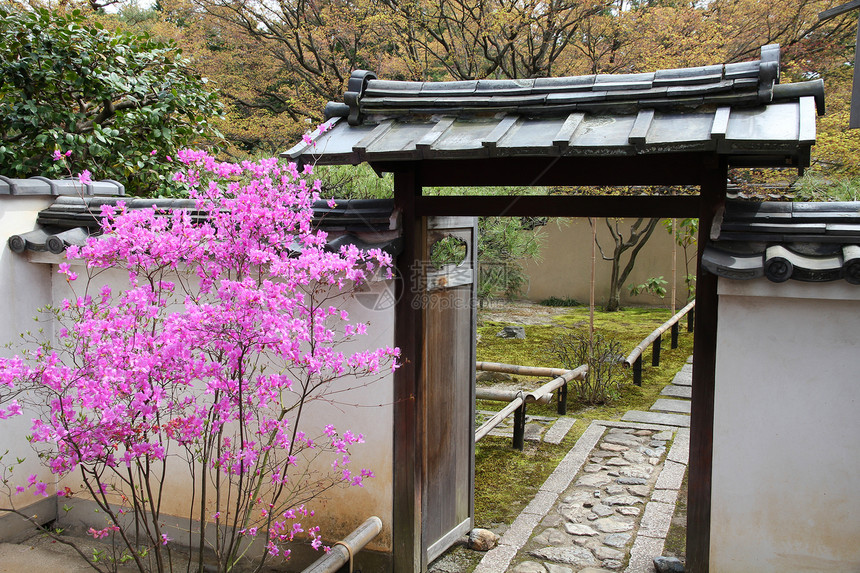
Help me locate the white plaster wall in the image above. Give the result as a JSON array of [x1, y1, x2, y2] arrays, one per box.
[[0, 197, 58, 517], [521, 218, 694, 309], [44, 261, 396, 551], [711, 278, 860, 572]]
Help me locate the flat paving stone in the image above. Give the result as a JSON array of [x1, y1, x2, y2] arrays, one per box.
[[637, 501, 674, 538], [621, 410, 690, 427], [655, 460, 687, 491], [624, 535, 665, 573], [473, 544, 518, 573], [667, 427, 690, 465], [660, 384, 692, 398], [650, 399, 691, 414], [671, 369, 692, 386], [651, 489, 678, 505], [544, 417, 577, 444]]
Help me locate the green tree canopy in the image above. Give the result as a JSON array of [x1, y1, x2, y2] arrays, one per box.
[[0, 7, 223, 195]]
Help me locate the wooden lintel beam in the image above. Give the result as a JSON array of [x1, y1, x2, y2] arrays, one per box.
[[372, 153, 716, 187], [415, 194, 701, 218]]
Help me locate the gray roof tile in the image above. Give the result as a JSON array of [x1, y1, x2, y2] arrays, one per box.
[[292, 44, 821, 169], [703, 200, 860, 284], [9, 197, 401, 257]]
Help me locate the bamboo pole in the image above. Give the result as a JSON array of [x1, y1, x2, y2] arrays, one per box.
[[624, 299, 695, 368], [476, 388, 552, 404], [475, 395, 525, 443], [476, 361, 571, 378], [474, 365, 588, 443], [302, 516, 383, 573]]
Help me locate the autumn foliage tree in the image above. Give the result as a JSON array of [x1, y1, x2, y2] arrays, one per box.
[[0, 8, 223, 194]]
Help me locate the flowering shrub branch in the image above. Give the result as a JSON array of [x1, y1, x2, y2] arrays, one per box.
[[0, 151, 399, 572]]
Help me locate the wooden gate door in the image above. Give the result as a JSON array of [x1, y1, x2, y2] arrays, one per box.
[[421, 216, 477, 565]]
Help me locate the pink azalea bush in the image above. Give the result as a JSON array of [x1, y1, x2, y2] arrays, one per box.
[[0, 151, 399, 572]]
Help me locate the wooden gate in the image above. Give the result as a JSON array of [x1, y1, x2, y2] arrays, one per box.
[[421, 216, 476, 564]]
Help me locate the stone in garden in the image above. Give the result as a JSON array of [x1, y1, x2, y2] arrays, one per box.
[[524, 423, 544, 441], [591, 503, 614, 518], [653, 430, 674, 441], [650, 440, 667, 448], [605, 457, 630, 466], [603, 494, 643, 506], [467, 528, 499, 551], [497, 326, 526, 339], [563, 491, 593, 503], [533, 527, 569, 546], [606, 484, 626, 496], [595, 546, 624, 560], [619, 467, 652, 479], [603, 559, 623, 570], [560, 506, 585, 522], [603, 435, 640, 448], [622, 450, 646, 464], [642, 447, 666, 457], [476, 371, 513, 382], [654, 556, 686, 572], [617, 476, 647, 485], [541, 514, 564, 527], [603, 532, 632, 547], [618, 507, 641, 516], [583, 463, 603, 473], [634, 429, 653, 436], [595, 517, 634, 533], [649, 457, 660, 465], [530, 546, 599, 567], [545, 565, 574, 573], [565, 523, 599, 536], [512, 561, 547, 573], [628, 485, 651, 497], [587, 513, 598, 521], [600, 442, 628, 452], [576, 474, 612, 487]]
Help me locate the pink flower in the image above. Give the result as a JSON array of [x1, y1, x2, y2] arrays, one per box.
[[78, 170, 92, 185], [52, 150, 63, 161]]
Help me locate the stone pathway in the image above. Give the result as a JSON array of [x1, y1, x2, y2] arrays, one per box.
[[471, 357, 693, 573]]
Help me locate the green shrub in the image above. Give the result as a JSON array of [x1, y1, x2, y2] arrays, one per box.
[[548, 331, 627, 404]]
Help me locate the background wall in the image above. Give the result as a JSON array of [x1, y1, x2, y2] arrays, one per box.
[[521, 218, 695, 309], [711, 278, 860, 572], [0, 196, 58, 533]]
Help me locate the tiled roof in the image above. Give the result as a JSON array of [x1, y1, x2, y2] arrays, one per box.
[[0, 176, 125, 196], [702, 200, 860, 284], [8, 196, 402, 256], [286, 45, 823, 170]]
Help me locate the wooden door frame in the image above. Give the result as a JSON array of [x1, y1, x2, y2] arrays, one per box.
[[391, 155, 726, 573]]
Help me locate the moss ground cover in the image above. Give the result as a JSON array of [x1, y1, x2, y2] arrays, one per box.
[[473, 304, 694, 527]]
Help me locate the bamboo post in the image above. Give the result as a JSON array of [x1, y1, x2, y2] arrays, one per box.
[[652, 333, 662, 367], [688, 307, 695, 332], [633, 355, 642, 387], [671, 322, 679, 349]]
